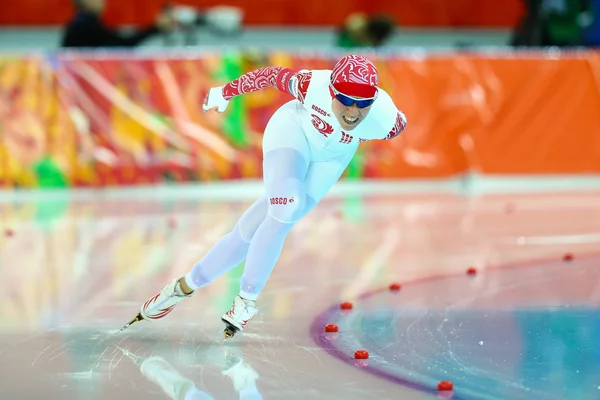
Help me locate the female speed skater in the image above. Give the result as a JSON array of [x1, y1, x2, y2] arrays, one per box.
[[120, 54, 407, 339]]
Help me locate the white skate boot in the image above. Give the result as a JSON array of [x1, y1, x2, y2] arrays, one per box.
[[119, 277, 192, 331], [221, 295, 259, 339]]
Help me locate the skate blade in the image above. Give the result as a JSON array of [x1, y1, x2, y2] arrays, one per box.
[[118, 313, 143, 332], [223, 323, 239, 340], [223, 327, 236, 339]]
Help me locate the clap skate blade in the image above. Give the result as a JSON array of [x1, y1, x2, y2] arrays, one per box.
[[119, 313, 144, 332], [222, 321, 239, 339]]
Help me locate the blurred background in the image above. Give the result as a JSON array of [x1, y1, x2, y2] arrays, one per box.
[[1, 0, 599, 188]]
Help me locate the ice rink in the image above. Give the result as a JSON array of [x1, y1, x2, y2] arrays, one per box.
[[1, 178, 599, 400]]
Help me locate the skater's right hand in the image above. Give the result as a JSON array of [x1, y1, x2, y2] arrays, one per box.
[[203, 86, 229, 113]]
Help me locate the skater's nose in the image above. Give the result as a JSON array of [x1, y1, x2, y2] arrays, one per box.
[[346, 103, 360, 115]]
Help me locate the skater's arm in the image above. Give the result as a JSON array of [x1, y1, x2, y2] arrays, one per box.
[[204, 67, 311, 113], [360, 109, 406, 142], [222, 66, 306, 100], [383, 110, 407, 140]]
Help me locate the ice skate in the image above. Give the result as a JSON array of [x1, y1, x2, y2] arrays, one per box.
[[119, 277, 192, 332], [221, 295, 259, 339]]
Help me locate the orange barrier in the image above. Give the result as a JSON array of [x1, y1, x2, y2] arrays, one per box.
[[1, 50, 599, 188], [2, 0, 523, 27]]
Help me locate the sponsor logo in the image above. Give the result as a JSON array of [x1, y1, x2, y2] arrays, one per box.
[[311, 104, 331, 117], [339, 132, 353, 144], [270, 197, 294, 205], [311, 114, 334, 137]]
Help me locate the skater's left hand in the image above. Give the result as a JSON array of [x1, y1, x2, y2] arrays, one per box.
[[203, 86, 229, 113]]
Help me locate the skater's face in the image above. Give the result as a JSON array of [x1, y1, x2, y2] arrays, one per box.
[[330, 86, 376, 131], [332, 98, 372, 131]]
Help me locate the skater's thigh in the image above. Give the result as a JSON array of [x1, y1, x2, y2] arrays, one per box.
[[284, 154, 352, 220], [262, 100, 311, 166], [305, 150, 356, 203], [261, 102, 311, 224], [262, 147, 309, 223]]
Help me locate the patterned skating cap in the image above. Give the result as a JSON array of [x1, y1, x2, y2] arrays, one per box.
[[331, 55, 378, 98]]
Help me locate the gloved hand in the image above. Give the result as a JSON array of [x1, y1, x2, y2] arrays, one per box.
[[203, 86, 229, 113]]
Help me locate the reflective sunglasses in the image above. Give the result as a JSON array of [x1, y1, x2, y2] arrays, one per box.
[[330, 85, 378, 109]]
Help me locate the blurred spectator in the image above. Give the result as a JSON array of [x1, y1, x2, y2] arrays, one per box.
[[583, 0, 600, 46], [541, 0, 593, 45], [511, 0, 544, 45], [61, 0, 176, 48], [511, 0, 594, 46], [169, 5, 244, 46], [337, 13, 395, 48]]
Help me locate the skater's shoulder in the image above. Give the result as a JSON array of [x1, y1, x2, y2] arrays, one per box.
[[292, 69, 332, 105], [373, 88, 396, 113], [299, 69, 332, 87], [363, 89, 397, 125], [357, 89, 405, 140]]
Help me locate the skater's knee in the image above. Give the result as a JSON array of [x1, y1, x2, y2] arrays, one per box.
[[267, 178, 305, 223]]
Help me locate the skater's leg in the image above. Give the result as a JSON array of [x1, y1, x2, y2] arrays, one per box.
[[221, 102, 320, 335], [304, 150, 357, 203], [133, 150, 356, 327], [238, 147, 314, 300], [234, 101, 314, 301], [132, 196, 268, 325], [238, 150, 357, 300], [183, 196, 268, 291], [222, 147, 313, 334]]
